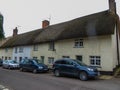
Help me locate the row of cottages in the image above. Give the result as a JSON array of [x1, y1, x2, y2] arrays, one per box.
[[0, 0, 120, 73]]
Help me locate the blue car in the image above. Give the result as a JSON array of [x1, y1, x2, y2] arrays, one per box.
[[19, 59, 49, 73], [53, 58, 100, 81]]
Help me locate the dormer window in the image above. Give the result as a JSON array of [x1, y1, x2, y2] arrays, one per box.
[[19, 47, 23, 53], [5, 48, 8, 52], [49, 41, 55, 51], [74, 39, 84, 48], [15, 47, 18, 53], [33, 45, 38, 51]]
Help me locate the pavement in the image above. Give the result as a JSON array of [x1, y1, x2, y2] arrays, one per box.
[[98, 75, 113, 80]]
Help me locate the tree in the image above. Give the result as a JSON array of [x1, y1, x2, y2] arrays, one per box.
[[0, 13, 5, 39]]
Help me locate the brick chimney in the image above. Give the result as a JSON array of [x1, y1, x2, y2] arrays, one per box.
[[13, 27, 18, 36], [42, 20, 49, 28], [109, 0, 116, 14]]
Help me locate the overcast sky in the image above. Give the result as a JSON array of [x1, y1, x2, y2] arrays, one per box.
[[0, 0, 120, 37]]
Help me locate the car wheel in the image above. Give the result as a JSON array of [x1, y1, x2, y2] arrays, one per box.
[[79, 71, 88, 81], [33, 69, 37, 74], [54, 70, 60, 77]]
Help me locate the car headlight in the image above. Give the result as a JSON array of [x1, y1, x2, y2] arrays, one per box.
[[87, 68, 94, 71], [38, 66, 43, 69]]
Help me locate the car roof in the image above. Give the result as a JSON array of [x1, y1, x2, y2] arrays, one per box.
[[55, 58, 74, 62]]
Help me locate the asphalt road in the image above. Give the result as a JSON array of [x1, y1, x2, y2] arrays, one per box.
[[0, 67, 120, 90]]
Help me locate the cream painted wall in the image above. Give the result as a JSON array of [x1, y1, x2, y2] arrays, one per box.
[[31, 35, 114, 71], [56, 36, 113, 71], [0, 48, 13, 60]]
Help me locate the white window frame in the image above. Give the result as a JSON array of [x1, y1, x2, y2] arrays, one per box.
[[48, 42, 55, 51], [74, 39, 83, 48], [19, 47, 23, 53], [48, 57, 54, 64], [15, 47, 18, 53], [90, 56, 101, 66], [62, 56, 70, 58], [5, 48, 8, 53], [33, 45, 38, 51]]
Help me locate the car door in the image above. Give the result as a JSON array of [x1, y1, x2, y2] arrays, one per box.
[[64, 60, 78, 76], [3, 60, 8, 68], [28, 60, 36, 71], [21, 59, 30, 70]]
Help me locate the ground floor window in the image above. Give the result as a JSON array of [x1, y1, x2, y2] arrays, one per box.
[[5, 57, 7, 60], [90, 56, 101, 66], [76, 55, 82, 62], [48, 57, 54, 64], [19, 57, 22, 62], [62, 56, 70, 58], [14, 57, 17, 61], [41, 56, 45, 64], [33, 57, 38, 59], [9, 57, 11, 60]]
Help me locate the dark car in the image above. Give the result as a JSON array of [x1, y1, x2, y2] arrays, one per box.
[[19, 59, 49, 73], [53, 58, 100, 81]]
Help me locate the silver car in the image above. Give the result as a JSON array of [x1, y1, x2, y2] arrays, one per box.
[[2, 60, 19, 69]]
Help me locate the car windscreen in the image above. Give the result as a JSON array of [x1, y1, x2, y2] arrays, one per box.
[[73, 60, 87, 66], [33, 59, 42, 64], [9, 60, 17, 64]]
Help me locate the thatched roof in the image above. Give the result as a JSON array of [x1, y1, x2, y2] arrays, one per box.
[[1, 29, 42, 47], [34, 10, 116, 43], [0, 10, 117, 48]]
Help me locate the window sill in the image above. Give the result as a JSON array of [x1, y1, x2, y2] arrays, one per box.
[[48, 49, 56, 51], [33, 50, 38, 51], [73, 46, 84, 48]]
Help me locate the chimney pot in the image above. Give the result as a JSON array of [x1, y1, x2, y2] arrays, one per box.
[[13, 27, 18, 36], [42, 20, 49, 28], [109, 0, 116, 14]]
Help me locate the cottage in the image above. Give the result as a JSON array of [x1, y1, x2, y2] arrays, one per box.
[[0, 0, 120, 73]]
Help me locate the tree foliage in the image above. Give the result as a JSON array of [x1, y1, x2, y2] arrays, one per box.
[[0, 13, 5, 39]]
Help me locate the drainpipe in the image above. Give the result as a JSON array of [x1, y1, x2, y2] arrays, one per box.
[[114, 2, 120, 65], [116, 17, 120, 65]]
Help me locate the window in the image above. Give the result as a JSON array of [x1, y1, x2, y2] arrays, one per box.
[[33, 45, 38, 51], [15, 47, 18, 53], [49, 42, 55, 51], [5, 48, 8, 52], [48, 57, 54, 64], [76, 55, 82, 62], [19, 47, 23, 53], [2, 56, 4, 60], [33, 57, 37, 59], [90, 56, 101, 66], [74, 39, 83, 48], [62, 56, 70, 58], [41, 56, 44, 63], [15, 57, 17, 60], [19, 57, 22, 62], [5, 57, 7, 60], [9, 57, 11, 60], [25, 57, 28, 59]]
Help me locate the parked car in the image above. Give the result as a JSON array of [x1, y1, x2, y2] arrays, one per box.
[[19, 59, 49, 73], [0, 59, 3, 66], [53, 58, 100, 81], [2, 60, 19, 69]]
